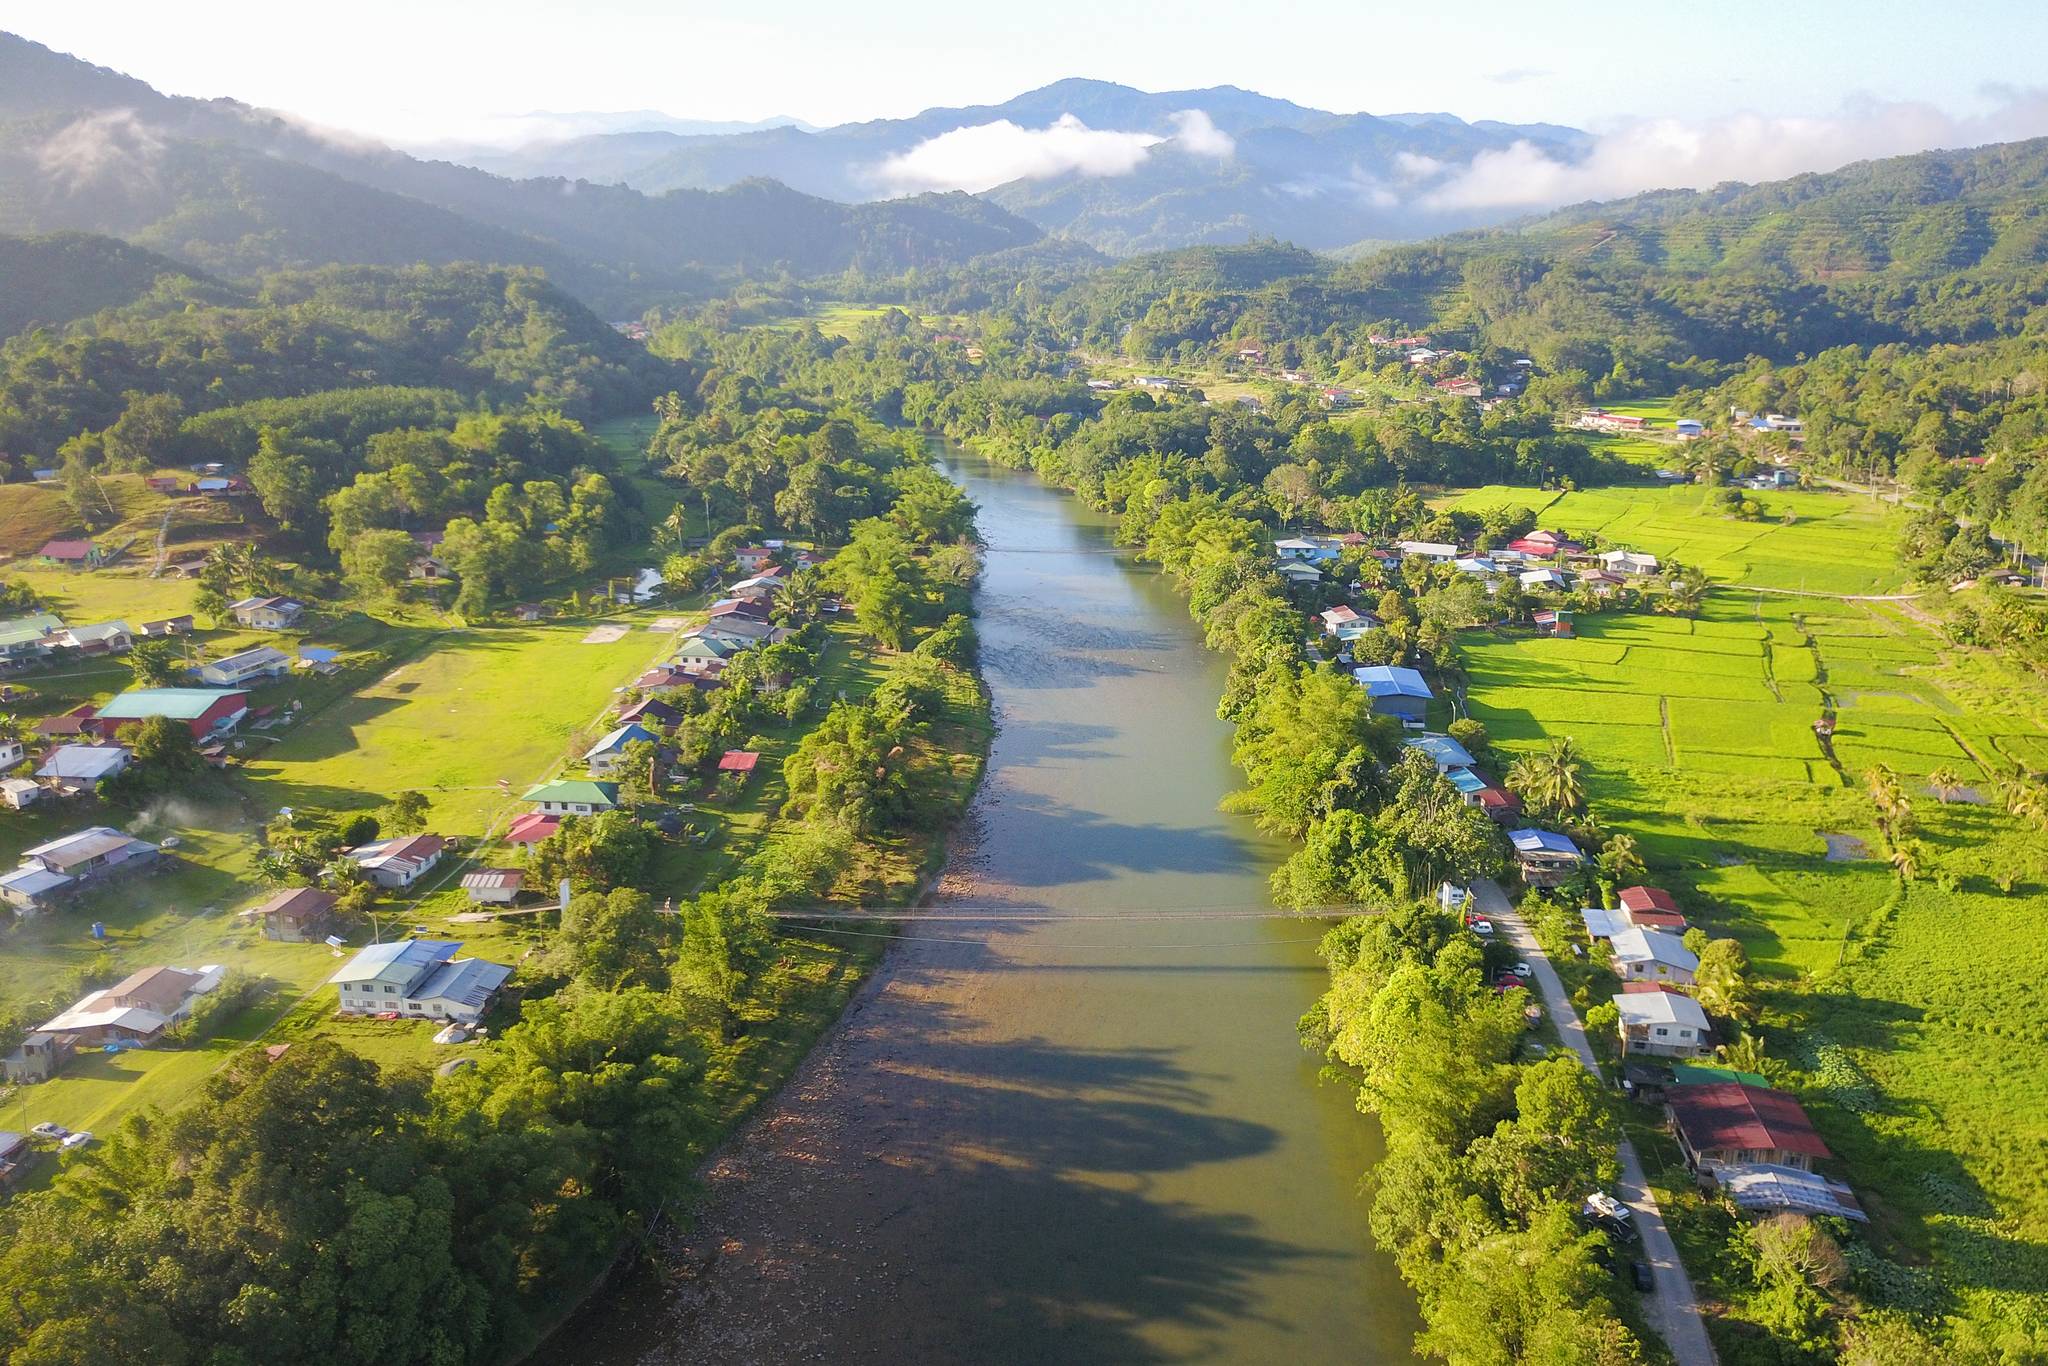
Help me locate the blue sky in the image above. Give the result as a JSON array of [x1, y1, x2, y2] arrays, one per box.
[[10, 0, 2046, 142]]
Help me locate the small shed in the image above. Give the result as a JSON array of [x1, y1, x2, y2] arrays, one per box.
[[461, 868, 525, 904]]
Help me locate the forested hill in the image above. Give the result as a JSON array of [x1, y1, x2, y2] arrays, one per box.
[[0, 33, 1043, 312], [0, 257, 681, 459], [0, 232, 227, 339], [965, 137, 2048, 396], [1514, 136, 2048, 278]]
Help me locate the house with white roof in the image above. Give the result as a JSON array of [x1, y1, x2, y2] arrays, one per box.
[[1395, 540, 1459, 563], [1599, 549, 1660, 576], [0, 826, 159, 912], [1616, 987, 1712, 1058], [347, 834, 448, 889], [197, 645, 291, 687], [36, 745, 130, 793], [1611, 926, 1699, 984]]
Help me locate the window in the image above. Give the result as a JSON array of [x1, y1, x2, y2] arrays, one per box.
[[1653, 1027, 1668, 1037]]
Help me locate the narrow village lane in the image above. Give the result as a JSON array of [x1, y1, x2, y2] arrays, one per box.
[[1472, 878, 1718, 1366]]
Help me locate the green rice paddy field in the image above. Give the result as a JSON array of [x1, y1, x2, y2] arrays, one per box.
[[1463, 591, 2048, 1334], [1445, 482, 1907, 595]]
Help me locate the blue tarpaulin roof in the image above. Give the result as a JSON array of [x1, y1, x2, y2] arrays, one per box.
[[299, 647, 339, 663]]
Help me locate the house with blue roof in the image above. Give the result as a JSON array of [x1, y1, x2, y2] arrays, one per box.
[[1404, 733, 1476, 773], [584, 722, 658, 775], [1353, 665, 1433, 724], [1510, 828, 1584, 886], [331, 938, 512, 1023]]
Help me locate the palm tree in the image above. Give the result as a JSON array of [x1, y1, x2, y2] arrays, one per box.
[[655, 504, 692, 550], [1864, 763, 1912, 833], [1889, 837, 1929, 881], [1507, 736, 1586, 819], [1715, 1031, 1771, 1077], [774, 567, 825, 625], [1926, 765, 1965, 804], [2001, 775, 2048, 831]]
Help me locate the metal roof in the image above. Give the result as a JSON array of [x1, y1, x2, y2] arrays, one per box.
[[95, 688, 247, 721], [523, 779, 618, 806], [332, 939, 460, 989]]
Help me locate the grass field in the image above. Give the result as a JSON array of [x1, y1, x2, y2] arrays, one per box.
[[1463, 583, 2048, 1343], [1442, 482, 1909, 594]]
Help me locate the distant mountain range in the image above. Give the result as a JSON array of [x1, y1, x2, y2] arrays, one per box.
[[0, 34, 1041, 313], [433, 77, 1593, 254]]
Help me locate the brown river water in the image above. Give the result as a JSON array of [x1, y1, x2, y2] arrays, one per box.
[[537, 448, 1418, 1363]]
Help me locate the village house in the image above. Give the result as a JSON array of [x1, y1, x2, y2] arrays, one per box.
[[615, 697, 683, 731], [461, 868, 524, 904], [504, 812, 559, 845], [331, 939, 511, 1023], [1599, 549, 1661, 576], [1508, 530, 1584, 558], [1616, 985, 1712, 1058], [196, 645, 291, 687], [0, 778, 40, 810], [1611, 925, 1699, 984], [733, 546, 777, 573], [0, 612, 65, 667], [36, 964, 222, 1048], [138, 614, 195, 638], [583, 722, 658, 775], [0, 826, 159, 912], [86, 688, 251, 739], [0, 737, 23, 771], [346, 834, 448, 889], [37, 539, 103, 570], [690, 614, 777, 644], [523, 778, 618, 817], [36, 744, 131, 794], [1532, 609, 1574, 637], [708, 597, 772, 623], [1353, 665, 1433, 724], [1578, 568, 1628, 597], [1576, 409, 1651, 433], [52, 621, 132, 656], [248, 886, 338, 942], [1509, 828, 1583, 886], [1, 1031, 63, 1084], [1454, 556, 1500, 577], [1395, 540, 1460, 563], [718, 750, 761, 780], [1617, 884, 1690, 932], [227, 595, 306, 630], [1274, 537, 1341, 564], [1275, 561, 1324, 586], [1475, 786, 1523, 825], [1432, 377, 1483, 399], [1675, 419, 1706, 438], [1667, 1082, 1832, 1173], [1520, 568, 1573, 592]]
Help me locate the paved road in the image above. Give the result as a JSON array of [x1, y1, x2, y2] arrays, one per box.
[[1473, 879, 1718, 1366]]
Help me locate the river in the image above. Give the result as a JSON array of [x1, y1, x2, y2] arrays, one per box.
[[542, 448, 1418, 1363]]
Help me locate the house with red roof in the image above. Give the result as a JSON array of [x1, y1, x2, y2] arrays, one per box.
[[1617, 885, 1690, 931], [1667, 1083, 1833, 1173], [37, 540, 102, 570]]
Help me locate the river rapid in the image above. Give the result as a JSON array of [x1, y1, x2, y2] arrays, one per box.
[[540, 447, 1417, 1363]]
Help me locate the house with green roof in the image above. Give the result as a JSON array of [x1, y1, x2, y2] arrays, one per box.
[[0, 612, 65, 665], [87, 688, 251, 739], [522, 778, 619, 816]]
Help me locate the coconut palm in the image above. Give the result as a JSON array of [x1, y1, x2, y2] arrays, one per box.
[[1507, 736, 1586, 819], [1926, 765, 1965, 804], [773, 567, 826, 625], [1864, 763, 1913, 833], [1715, 1031, 1772, 1077]]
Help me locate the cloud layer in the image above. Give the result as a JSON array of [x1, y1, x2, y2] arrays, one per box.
[[1420, 90, 2048, 211], [877, 109, 1232, 194]]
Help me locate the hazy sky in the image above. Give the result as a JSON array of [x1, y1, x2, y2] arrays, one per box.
[[11, 0, 2048, 144]]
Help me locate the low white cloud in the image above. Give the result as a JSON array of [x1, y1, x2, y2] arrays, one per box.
[[1169, 109, 1235, 159], [36, 109, 166, 190], [1392, 151, 1445, 181], [1419, 90, 2048, 211], [878, 114, 1161, 193], [876, 108, 1233, 194]]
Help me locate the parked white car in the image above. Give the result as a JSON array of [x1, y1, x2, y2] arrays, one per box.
[[1438, 883, 1470, 911], [58, 1131, 93, 1151], [1584, 1192, 1632, 1223]]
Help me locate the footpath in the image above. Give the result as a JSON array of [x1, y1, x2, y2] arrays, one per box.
[[1473, 877, 1719, 1366]]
